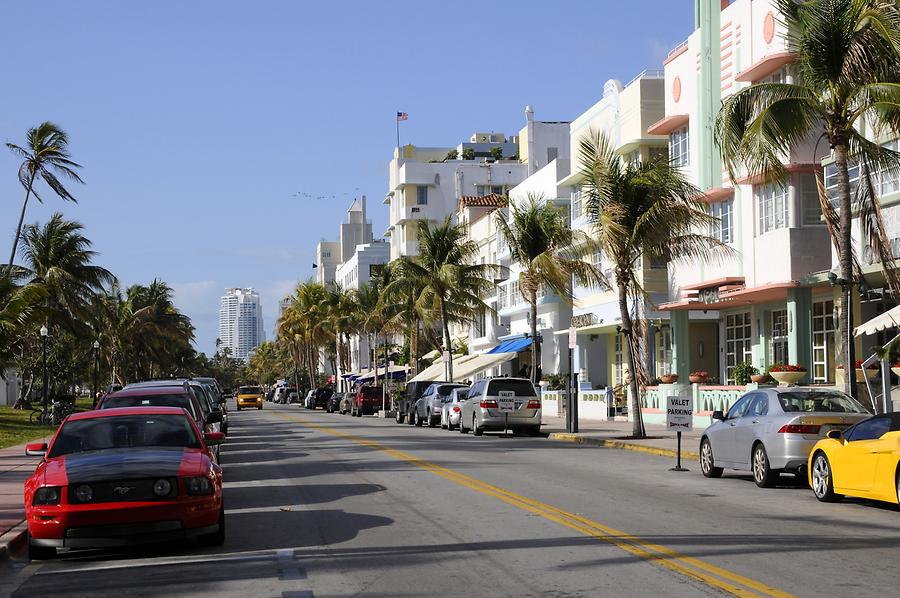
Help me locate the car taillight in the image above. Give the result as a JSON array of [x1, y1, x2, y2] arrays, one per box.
[[526, 400, 541, 409], [778, 424, 821, 434], [452, 406, 460, 412], [480, 399, 498, 408]]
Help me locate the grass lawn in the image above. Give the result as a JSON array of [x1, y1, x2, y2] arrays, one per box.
[[0, 397, 94, 450]]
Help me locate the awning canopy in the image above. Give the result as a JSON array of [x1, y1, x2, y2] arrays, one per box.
[[357, 365, 410, 382], [408, 354, 474, 383], [421, 349, 441, 361], [488, 337, 533, 354], [855, 305, 900, 336], [451, 352, 517, 382]]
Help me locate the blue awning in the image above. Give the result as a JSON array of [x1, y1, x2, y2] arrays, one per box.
[[487, 337, 533, 354]]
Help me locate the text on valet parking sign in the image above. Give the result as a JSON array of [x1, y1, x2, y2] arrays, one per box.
[[666, 395, 693, 430]]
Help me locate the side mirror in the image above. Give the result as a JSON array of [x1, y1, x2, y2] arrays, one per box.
[[25, 442, 48, 457], [826, 429, 843, 441], [205, 431, 226, 446], [712, 410, 725, 421], [206, 410, 223, 424]]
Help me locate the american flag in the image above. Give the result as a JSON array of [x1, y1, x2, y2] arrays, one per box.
[[396, 111, 408, 121]]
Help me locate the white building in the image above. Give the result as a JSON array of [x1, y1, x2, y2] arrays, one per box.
[[218, 288, 265, 361], [315, 196, 373, 287], [335, 240, 391, 373]]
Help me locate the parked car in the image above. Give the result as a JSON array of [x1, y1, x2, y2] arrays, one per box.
[[326, 392, 345, 413], [196, 380, 228, 434], [413, 383, 468, 427], [459, 377, 542, 436], [304, 390, 316, 409], [338, 393, 353, 415], [97, 385, 211, 440], [441, 387, 469, 430], [273, 386, 298, 404], [235, 385, 264, 410], [699, 387, 870, 487], [24, 406, 224, 560], [312, 387, 334, 409], [396, 380, 440, 425], [351, 386, 383, 417], [808, 412, 900, 503]]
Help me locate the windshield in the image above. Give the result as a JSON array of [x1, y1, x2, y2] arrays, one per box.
[[239, 386, 263, 395], [487, 379, 536, 397], [437, 385, 465, 396], [778, 391, 869, 414], [101, 394, 197, 420], [49, 414, 201, 457]]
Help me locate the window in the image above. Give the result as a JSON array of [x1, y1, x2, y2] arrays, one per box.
[[824, 161, 860, 208], [799, 173, 823, 226], [656, 327, 672, 377], [812, 300, 835, 383], [626, 149, 640, 165], [571, 187, 583, 220], [726, 395, 753, 419], [748, 394, 769, 417], [724, 312, 753, 385], [778, 391, 867, 414], [416, 186, 428, 205], [321, 250, 331, 258], [771, 309, 789, 365], [498, 285, 508, 310], [487, 379, 537, 397], [761, 66, 788, 85], [614, 334, 624, 385], [756, 181, 788, 234], [669, 125, 689, 167], [472, 309, 486, 338], [475, 185, 503, 197], [846, 416, 890, 442], [879, 139, 900, 196], [710, 200, 733, 243]]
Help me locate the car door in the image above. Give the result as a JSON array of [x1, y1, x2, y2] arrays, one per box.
[[712, 394, 754, 465], [732, 393, 769, 468], [831, 416, 892, 493], [461, 381, 482, 424]]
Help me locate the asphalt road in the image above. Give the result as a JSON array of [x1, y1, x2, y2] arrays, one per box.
[[4, 402, 900, 597]]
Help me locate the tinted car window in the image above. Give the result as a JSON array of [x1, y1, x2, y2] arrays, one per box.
[[726, 395, 753, 419], [748, 395, 768, 417], [100, 393, 197, 420], [846, 416, 891, 442], [50, 414, 201, 457], [778, 391, 868, 414], [361, 387, 381, 398], [436, 385, 465, 397], [239, 386, 263, 394], [487, 379, 536, 397], [191, 385, 213, 415]]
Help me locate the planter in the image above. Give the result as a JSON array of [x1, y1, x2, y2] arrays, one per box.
[[770, 371, 806, 386], [750, 374, 772, 384], [857, 368, 878, 381], [688, 375, 708, 384], [892, 367, 900, 378], [660, 374, 679, 384]]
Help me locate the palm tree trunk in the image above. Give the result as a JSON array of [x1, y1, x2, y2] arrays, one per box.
[[6, 171, 36, 275], [834, 143, 858, 399], [617, 277, 645, 438], [439, 297, 453, 381], [530, 292, 539, 385], [412, 318, 419, 376]]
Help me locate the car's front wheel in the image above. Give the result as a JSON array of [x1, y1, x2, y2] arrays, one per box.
[[414, 410, 422, 426], [700, 438, 723, 478], [811, 452, 842, 502], [752, 443, 778, 488], [473, 414, 483, 436], [28, 537, 56, 560], [395, 410, 404, 424]]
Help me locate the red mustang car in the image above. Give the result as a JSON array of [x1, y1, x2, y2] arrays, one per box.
[[24, 406, 225, 559]]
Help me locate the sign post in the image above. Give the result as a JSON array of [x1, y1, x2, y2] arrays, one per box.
[[567, 326, 576, 433], [498, 390, 515, 436], [441, 350, 450, 382], [666, 395, 693, 472]]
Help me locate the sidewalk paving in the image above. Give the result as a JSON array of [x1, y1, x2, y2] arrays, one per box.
[[541, 416, 703, 460], [0, 442, 39, 561]]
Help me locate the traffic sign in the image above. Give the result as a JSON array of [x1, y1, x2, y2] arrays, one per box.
[[441, 351, 450, 363], [666, 395, 693, 430], [497, 390, 515, 412], [568, 326, 577, 350]]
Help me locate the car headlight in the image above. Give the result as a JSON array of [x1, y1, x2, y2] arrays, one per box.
[[74, 484, 93, 503], [33, 486, 62, 506], [185, 476, 214, 496], [153, 478, 173, 497]]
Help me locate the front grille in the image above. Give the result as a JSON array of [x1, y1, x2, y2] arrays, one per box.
[[66, 520, 183, 538], [68, 477, 178, 503]]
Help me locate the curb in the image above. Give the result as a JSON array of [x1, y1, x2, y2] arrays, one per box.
[[0, 522, 27, 563], [548, 433, 700, 461]]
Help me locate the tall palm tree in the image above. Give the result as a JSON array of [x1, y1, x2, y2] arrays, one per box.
[[382, 258, 434, 376], [405, 218, 495, 381], [579, 131, 730, 438], [6, 123, 83, 274], [497, 195, 601, 384], [716, 0, 900, 397]]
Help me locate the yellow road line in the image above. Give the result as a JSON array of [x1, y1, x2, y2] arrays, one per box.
[[275, 413, 793, 598]]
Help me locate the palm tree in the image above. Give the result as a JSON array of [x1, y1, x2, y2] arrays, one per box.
[[6, 123, 83, 274], [382, 258, 434, 377], [579, 131, 730, 438], [0, 273, 46, 378], [405, 218, 495, 381], [716, 0, 900, 397], [497, 195, 601, 384]]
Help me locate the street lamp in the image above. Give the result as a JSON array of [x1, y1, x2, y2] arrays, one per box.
[[92, 340, 100, 407], [40, 325, 49, 412]]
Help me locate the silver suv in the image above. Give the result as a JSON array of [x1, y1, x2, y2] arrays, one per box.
[[459, 377, 541, 436], [413, 383, 468, 427]]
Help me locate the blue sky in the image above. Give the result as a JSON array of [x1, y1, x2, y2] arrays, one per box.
[[1, 1, 693, 355]]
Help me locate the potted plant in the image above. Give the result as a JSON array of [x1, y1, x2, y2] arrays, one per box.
[[660, 373, 679, 384], [688, 370, 708, 384], [750, 373, 773, 384], [768, 363, 807, 386], [837, 360, 879, 382], [893, 362, 900, 378], [732, 361, 758, 386]]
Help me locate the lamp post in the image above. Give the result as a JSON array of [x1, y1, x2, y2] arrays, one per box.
[[40, 325, 49, 412], [92, 340, 100, 407]]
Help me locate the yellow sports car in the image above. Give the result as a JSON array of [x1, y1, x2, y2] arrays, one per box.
[[236, 385, 264, 411], [808, 413, 900, 504]]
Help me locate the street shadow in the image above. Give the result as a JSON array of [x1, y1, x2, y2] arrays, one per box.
[[225, 483, 386, 509]]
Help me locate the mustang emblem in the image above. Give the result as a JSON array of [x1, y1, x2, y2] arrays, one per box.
[[113, 485, 136, 495]]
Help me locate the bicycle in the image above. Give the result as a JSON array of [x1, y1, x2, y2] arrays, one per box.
[[29, 400, 75, 426]]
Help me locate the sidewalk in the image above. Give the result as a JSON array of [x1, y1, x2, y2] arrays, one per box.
[[541, 416, 703, 460], [0, 443, 39, 561]]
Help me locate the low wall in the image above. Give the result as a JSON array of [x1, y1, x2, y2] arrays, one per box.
[[640, 383, 746, 428], [541, 390, 563, 417]]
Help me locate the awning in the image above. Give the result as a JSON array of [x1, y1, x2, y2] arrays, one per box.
[[855, 305, 900, 336], [421, 349, 441, 361], [408, 354, 475, 383], [488, 337, 533, 354], [735, 51, 796, 82], [357, 365, 410, 382], [647, 114, 689, 136], [451, 352, 517, 382]]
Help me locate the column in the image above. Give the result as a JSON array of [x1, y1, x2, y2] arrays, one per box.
[[788, 288, 813, 370], [671, 310, 690, 380]]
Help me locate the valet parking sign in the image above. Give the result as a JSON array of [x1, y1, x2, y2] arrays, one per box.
[[666, 395, 694, 431]]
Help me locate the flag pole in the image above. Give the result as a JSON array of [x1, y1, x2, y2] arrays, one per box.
[[396, 114, 400, 157]]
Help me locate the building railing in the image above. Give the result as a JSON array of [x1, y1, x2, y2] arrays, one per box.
[[624, 69, 665, 87]]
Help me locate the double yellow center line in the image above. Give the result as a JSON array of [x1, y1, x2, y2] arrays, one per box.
[[275, 413, 792, 598]]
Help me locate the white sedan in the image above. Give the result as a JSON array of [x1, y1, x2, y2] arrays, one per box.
[[441, 387, 469, 430]]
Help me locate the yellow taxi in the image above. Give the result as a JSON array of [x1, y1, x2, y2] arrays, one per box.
[[809, 412, 900, 504], [236, 385, 264, 410]]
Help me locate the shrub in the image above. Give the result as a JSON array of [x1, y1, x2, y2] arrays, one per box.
[[732, 361, 758, 385]]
